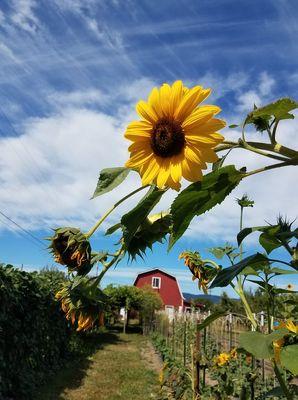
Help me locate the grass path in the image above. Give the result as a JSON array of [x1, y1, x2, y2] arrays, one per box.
[[36, 331, 161, 400]]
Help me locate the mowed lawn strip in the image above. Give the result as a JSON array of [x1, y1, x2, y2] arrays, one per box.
[[37, 332, 159, 400]]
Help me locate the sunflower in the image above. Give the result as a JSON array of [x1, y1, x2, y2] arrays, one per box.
[[179, 250, 219, 294], [125, 81, 225, 190], [214, 352, 230, 367]]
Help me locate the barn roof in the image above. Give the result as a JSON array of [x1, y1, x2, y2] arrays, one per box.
[[133, 268, 187, 301]]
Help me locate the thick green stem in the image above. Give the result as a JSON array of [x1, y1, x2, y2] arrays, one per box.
[[236, 284, 257, 330], [239, 139, 289, 161], [234, 202, 257, 329], [273, 362, 293, 400], [85, 185, 149, 238], [244, 159, 298, 178], [91, 246, 125, 287], [215, 140, 298, 160], [239, 206, 244, 262]]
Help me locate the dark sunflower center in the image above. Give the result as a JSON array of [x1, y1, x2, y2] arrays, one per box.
[[151, 118, 185, 158]]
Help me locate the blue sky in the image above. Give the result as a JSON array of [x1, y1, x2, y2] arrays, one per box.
[[0, 0, 297, 295]]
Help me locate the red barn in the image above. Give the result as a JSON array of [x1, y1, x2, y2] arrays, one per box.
[[133, 268, 191, 314]]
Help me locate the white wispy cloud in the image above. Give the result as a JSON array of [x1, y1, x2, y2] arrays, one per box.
[[0, 42, 20, 63], [11, 0, 39, 33]]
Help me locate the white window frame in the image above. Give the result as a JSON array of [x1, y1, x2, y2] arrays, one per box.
[[152, 276, 161, 289]]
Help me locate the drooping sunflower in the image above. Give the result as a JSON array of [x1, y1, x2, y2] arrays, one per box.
[[179, 250, 219, 294], [125, 80, 226, 190]]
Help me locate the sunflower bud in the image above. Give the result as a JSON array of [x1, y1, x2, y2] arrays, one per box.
[[236, 194, 254, 208], [49, 227, 92, 275]]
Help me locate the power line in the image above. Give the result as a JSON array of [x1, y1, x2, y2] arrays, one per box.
[[0, 210, 45, 247], [0, 215, 43, 250]]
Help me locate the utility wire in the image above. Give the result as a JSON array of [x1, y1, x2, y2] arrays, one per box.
[[0, 210, 45, 247], [0, 216, 43, 250]]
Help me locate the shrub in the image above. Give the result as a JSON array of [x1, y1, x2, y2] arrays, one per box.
[[0, 264, 76, 399]]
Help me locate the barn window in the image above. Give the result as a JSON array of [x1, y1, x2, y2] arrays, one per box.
[[152, 277, 161, 289]]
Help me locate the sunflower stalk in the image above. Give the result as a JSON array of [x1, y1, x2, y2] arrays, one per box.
[[85, 185, 149, 238], [273, 362, 294, 400], [234, 197, 258, 330], [91, 246, 125, 287], [216, 140, 298, 160], [244, 159, 298, 178]]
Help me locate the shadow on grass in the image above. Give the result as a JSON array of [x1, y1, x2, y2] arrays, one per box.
[[34, 330, 123, 400]]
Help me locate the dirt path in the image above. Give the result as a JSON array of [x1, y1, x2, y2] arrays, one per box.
[[36, 331, 160, 400]]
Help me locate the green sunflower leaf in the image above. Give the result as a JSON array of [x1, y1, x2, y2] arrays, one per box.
[[237, 225, 279, 246], [259, 232, 282, 254], [197, 311, 227, 331], [169, 165, 244, 249], [125, 213, 172, 260], [239, 330, 287, 359], [280, 344, 298, 375], [105, 223, 122, 236], [91, 167, 130, 199], [246, 98, 298, 123], [121, 186, 165, 247], [209, 253, 268, 288]]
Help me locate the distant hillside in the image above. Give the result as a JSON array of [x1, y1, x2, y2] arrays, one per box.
[[182, 293, 222, 304]]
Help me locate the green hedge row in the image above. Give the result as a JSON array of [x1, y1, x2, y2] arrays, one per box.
[[0, 265, 77, 399]]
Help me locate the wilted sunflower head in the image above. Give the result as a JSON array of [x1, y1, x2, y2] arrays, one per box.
[[124, 80, 225, 191], [179, 250, 219, 294], [55, 279, 106, 332], [49, 227, 92, 275]]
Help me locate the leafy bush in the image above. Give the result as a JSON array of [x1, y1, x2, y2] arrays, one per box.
[[0, 264, 79, 399]]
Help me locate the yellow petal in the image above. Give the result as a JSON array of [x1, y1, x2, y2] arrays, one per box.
[[125, 150, 153, 167], [184, 146, 206, 168], [174, 85, 203, 122], [141, 159, 160, 185], [186, 132, 223, 146], [195, 147, 218, 163], [136, 100, 158, 124], [286, 320, 298, 334], [125, 120, 152, 141], [182, 159, 203, 182], [170, 157, 182, 183], [159, 83, 172, 117], [196, 88, 211, 105], [182, 105, 221, 129], [148, 87, 163, 119], [171, 80, 184, 112], [166, 174, 181, 191], [128, 140, 150, 152], [156, 159, 171, 188]]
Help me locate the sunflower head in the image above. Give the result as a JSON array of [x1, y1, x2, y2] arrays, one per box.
[[125, 80, 225, 191], [49, 227, 92, 275], [55, 280, 106, 332], [214, 352, 230, 367], [179, 250, 219, 294]]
